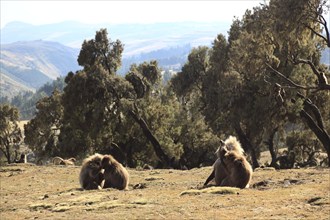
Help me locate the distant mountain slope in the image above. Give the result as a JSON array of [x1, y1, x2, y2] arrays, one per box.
[[0, 21, 230, 97], [0, 40, 80, 95], [1, 21, 229, 57], [0, 72, 35, 98]]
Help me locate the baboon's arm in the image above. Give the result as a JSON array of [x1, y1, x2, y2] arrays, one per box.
[[204, 170, 215, 186]]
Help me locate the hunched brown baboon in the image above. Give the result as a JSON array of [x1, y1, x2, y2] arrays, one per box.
[[204, 136, 247, 186], [61, 157, 76, 165], [79, 154, 105, 190], [220, 150, 253, 189], [101, 154, 129, 190], [52, 156, 76, 165], [276, 151, 295, 169], [143, 164, 154, 170]]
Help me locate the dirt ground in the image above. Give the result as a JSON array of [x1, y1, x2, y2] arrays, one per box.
[[0, 163, 329, 220]]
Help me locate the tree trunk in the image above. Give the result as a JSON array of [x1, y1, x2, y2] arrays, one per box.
[[298, 96, 330, 167], [0, 143, 12, 164], [234, 124, 260, 169], [264, 127, 280, 169], [128, 109, 171, 167], [125, 143, 135, 168]]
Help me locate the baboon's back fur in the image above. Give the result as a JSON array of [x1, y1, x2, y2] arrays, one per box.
[[222, 151, 253, 188], [102, 154, 129, 190]]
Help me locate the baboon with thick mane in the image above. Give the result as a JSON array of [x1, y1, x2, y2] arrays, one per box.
[[52, 156, 76, 165], [79, 153, 104, 190], [220, 150, 253, 188], [101, 154, 129, 190], [204, 136, 250, 187]]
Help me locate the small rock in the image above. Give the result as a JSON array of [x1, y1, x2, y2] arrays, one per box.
[[133, 183, 147, 189]]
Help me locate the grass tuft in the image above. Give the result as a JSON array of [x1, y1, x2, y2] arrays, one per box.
[[180, 186, 239, 196], [29, 203, 52, 210]]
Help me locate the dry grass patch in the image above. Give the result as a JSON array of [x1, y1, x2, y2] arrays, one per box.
[[0, 164, 329, 219], [180, 186, 239, 196]]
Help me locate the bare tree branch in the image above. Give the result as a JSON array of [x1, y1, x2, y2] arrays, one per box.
[[318, 13, 330, 47], [265, 63, 318, 90], [297, 92, 325, 130], [291, 58, 320, 77], [290, 58, 330, 90], [306, 25, 329, 47]]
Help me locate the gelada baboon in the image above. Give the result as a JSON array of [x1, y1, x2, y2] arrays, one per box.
[[220, 151, 253, 189], [204, 136, 246, 186], [52, 156, 76, 165], [101, 154, 129, 190], [276, 151, 295, 169], [79, 154, 105, 190], [61, 157, 76, 165]]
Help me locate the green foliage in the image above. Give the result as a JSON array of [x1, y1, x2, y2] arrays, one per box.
[[0, 104, 22, 163], [78, 28, 123, 74], [24, 89, 63, 157], [61, 68, 130, 155], [171, 46, 209, 97], [286, 130, 323, 164], [125, 60, 161, 99], [57, 29, 127, 156], [176, 110, 221, 168]]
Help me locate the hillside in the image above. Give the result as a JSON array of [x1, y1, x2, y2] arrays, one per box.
[[1, 21, 229, 55], [0, 21, 226, 97], [0, 73, 35, 98], [0, 164, 329, 219], [0, 40, 80, 97]]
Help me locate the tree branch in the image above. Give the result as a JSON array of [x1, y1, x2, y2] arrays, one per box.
[[291, 58, 319, 77], [297, 93, 330, 158], [290, 58, 330, 90], [302, 97, 325, 130], [306, 25, 329, 46], [319, 14, 330, 47], [265, 63, 318, 90]]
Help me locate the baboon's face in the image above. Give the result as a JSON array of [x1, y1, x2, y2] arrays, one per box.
[[216, 145, 228, 159], [89, 158, 102, 171], [215, 140, 226, 157], [88, 159, 103, 178], [224, 152, 236, 163]]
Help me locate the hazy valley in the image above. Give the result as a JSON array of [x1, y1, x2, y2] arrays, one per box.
[[0, 21, 232, 98]]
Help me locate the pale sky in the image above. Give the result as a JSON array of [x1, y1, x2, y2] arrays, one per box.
[[0, 0, 263, 28]]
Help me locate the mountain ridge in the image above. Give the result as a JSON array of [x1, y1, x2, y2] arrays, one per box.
[[1, 21, 230, 56], [1, 21, 226, 98], [0, 40, 80, 98]]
